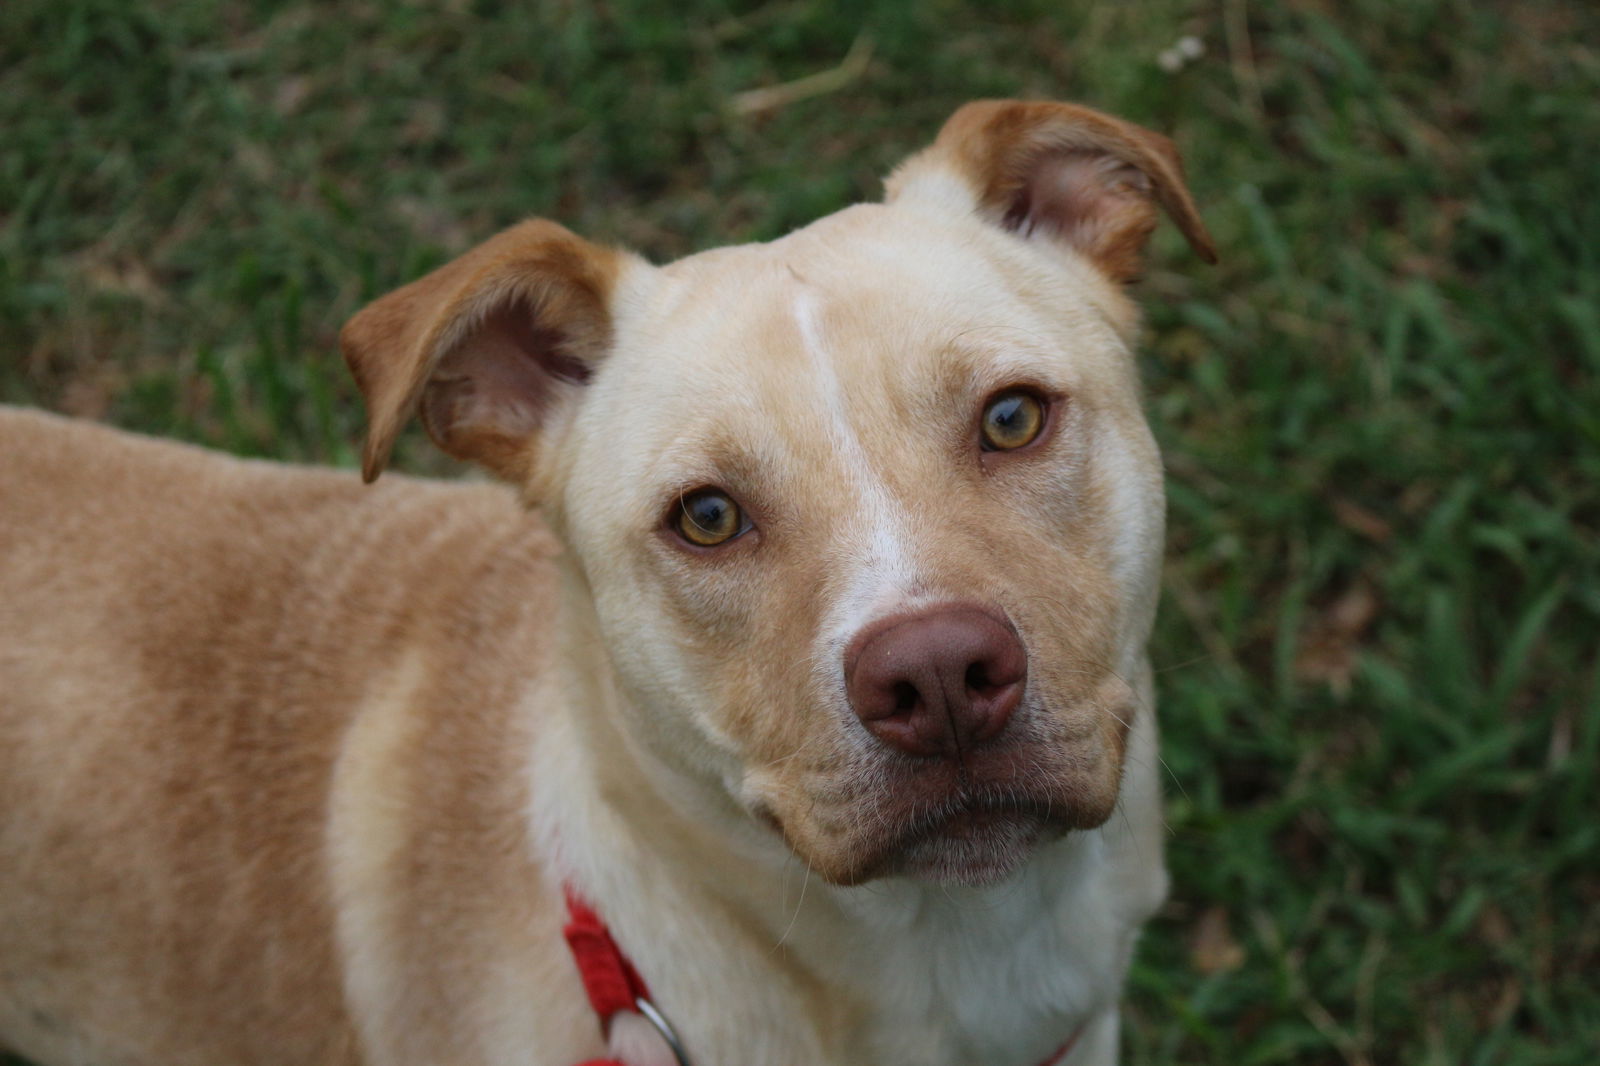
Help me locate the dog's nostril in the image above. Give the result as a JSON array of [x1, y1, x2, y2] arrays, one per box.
[[891, 681, 919, 714], [965, 662, 991, 692]]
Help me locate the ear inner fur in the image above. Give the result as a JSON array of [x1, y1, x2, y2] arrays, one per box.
[[887, 99, 1218, 282], [339, 219, 627, 483]]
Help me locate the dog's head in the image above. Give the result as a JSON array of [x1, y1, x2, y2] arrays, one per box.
[[343, 101, 1214, 887]]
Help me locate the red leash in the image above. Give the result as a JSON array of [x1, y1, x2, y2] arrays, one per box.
[[561, 886, 1082, 1066]]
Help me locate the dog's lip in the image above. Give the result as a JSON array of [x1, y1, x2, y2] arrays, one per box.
[[751, 783, 1067, 883], [752, 698, 1125, 883], [842, 789, 1072, 883], [887, 791, 1065, 845]]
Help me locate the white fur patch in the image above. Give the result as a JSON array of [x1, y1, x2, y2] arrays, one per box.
[[790, 289, 923, 651]]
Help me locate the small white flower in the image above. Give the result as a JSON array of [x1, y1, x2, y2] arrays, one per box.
[[1177, 35, 1205, 60]]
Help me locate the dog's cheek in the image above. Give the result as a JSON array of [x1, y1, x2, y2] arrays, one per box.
[[603, 546, 835, 774], [1086, 415, 1166, 654], [1005, 400, 1165, 676], [701, 574, 845, 771]]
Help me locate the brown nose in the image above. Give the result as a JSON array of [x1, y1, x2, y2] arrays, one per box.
[[845, 607, 1026, 757]]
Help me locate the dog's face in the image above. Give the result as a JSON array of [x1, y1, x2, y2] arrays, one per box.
[[343, 101, 1214, 887], [558, 207, 1166, 887]]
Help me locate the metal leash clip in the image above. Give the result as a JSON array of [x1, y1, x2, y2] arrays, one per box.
[[632, 996, 692, 1066]]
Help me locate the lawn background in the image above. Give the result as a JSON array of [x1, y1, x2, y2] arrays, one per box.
[[2, 1, 1597, 1063]]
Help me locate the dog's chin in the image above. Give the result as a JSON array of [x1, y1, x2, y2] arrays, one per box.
[[762, 749, 1124, 887], [881, 808, 1063, 887], [796, 799, 1078, 888]]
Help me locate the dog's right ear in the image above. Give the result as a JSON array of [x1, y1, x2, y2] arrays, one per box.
[[885, 100, 1216, 284], [341, 219, 636, 485]]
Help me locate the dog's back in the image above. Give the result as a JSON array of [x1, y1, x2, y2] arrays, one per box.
[[0, 409, 560, 1065]]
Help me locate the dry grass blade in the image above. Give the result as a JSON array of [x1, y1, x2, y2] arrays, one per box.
[[731, 34, 874, 116]]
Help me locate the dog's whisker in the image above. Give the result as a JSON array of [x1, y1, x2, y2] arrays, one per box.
[[772, 858, 812, 954]]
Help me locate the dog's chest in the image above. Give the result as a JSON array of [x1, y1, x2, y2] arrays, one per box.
[[827, 838, 1139, 1065]]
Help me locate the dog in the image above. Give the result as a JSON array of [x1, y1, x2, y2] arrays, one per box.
[[0, 99, 1214, 1066]]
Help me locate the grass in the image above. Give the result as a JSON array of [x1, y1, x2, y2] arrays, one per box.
[[3, 1, 1598, 1063]]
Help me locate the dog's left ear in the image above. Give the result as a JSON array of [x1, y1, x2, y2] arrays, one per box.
[[341, 219, 639, 485], [886, 100, 1217, 283]]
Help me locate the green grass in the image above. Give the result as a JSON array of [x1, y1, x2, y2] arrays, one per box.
[[3, 1, 1597, 1063]]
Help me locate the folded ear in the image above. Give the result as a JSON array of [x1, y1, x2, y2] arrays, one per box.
[[885, 100, 1217, 283], [341, 219, 635, 484]]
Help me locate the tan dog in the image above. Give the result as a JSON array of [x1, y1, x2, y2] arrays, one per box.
[[0, 100, 1214, 1066]]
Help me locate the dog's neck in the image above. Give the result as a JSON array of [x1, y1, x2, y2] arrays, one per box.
[[524, 558, 1167, 1064]]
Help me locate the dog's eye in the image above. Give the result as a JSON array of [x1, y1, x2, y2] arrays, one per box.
[[674, 489, 747, 548], [980, 390, 1047, 452]]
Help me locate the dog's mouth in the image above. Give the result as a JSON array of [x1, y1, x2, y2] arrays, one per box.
[[849, 790, 1073, 887], [749, 694, 1130, 888], [767, 731, 1126, 887], [755, 778, 1080, 888]]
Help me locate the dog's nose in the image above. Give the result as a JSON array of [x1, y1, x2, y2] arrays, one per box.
[[845, 607, 1026, 757]]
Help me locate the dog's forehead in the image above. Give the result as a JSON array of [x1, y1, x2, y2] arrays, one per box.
[[645, 202, 1131, 374], [569, 202, 1137, 518], [643, 203, 1048, 347]]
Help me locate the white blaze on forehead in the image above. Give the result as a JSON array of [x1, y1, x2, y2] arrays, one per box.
[[790, 287, 921, 648]]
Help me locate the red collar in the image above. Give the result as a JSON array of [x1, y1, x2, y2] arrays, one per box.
[[562, 886, 687, 1066], [561, 886, 1082, 1066]]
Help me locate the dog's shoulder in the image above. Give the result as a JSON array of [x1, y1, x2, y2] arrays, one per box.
[[0, 405, 562, 714], [0, 404, 550, 565]]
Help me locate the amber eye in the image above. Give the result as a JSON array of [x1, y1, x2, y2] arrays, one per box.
[[674, 489, 747, 548], [980, 390, 1047, 451]]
